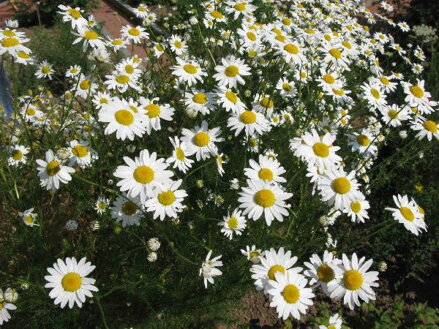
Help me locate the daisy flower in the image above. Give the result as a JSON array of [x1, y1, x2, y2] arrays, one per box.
[[18, 207, 38, 227], [36, 150, 75, 191], [343, 197, 370, 223], [166, 136, 195, 173], [44, 257, 98, 308], [241, 245, 263, 264], [145, 179, 187, 220], [184, 90, 215, 115], [251, 247, 301, 292], [0, 289, 17, 325], [290, 129, 342, 169], [169, 35, 187, 55], [58, 5, 87, 29], [68, 140, 98, 168], [94, 196, 110, 215], [66, 65, 81, 78], [218, 209, 246, 239], [276, 41, 306, 65], [227, 109, 271, 137], [215, 87, 246, 113], [113, 149, 174, 204], [319, 314, 343, 329], [402, 80, 437, 114], [138, 97, 175, 134], [214, 56, 251, 88], [239, 179, 293, 226], [361, 82, 387, 109], [267, 271, 314, 320], [98, 97, 147, 141], [411, 117, 439, 141], [317, 167, 361, 210], [304, 250, 341, 295], [348, 130, 377, 156], [35, 60, 54, 80], [73, 27, 106, 51], [121, 25, 149, 44], [8, 144, 29, 167], [199, 250, 223, 288], [225, 1, 256, 19], [181, 120, 223, 161], [385, 194, 427, 235], [111, 194, 142, 227], [327, 253, 379, 310], [104, 71, 141, 93], [172, 57, 207, 86], [244, 155, 286, 184], [379, 104, 409, 127]]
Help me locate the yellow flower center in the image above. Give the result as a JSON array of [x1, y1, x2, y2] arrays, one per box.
[[225, 91, 238, 103], [79, 80, 90, 90], [72, 145, 89, 157], [174, 40, 182, 49], [24, 215, 34, 224], [267, 264, 285, 280], [329, 48, 342, 59], [400, 207, 415, 222], [343, 270, 363, 290], [282, 284, 300, 303], [42, 66, 51, 74], [284, 43, 299, 54], [125, 65, 134, 74], [61, 272, 82, 292], [254, 189, 275, 207], [183, 64, 198, 74], [156, 43, 164, 51], [84, 30, 98, 40], [227, 216, 239, 229], [116, 75, 130, 84], [333, 88, 345, 96], [0, 302, 3, 310], [115, 109, 134, 125], [128, 28, 140, 36], [133, 166, 155, 184], [388, 109, 398, 119], [240, 110, 257, 124], [356, 134, 370, 146], [258, 168, 274, 181], [380, 76, 390, 85], [17, 51, 30, 59], [246, 32, 256, 41], [332, 177, 351, 194], [176, 147, 185, 161], [122, 201, 137, 215], [146, 104, 161, 118], [260, 97, 273, 109], [11, 150, 23, 160], [312, 142, 329, 157], [317, 264, 335, 282], [158, 190, 176, 206], [350, 201, 362, 213], [26, 108, 36, 116], [210, 10, 223, 19], [249, 251, 260, 258], [342, 40, 352, 49], [282, 83, 291, 91], [410, 85, 424, 98], [193, 93, 207, 104], [46, 161, 60, 176], [282, 17, 291, 25], [371, 88, 380, 99], [2, 30, 15, 37], [112, 39, 123, 45], [423, 120, 437, 133], [328, 325, 336, 329], [193, 132, 210, 147], [67, 8, 82, 19], [234, 3, 246, 11], [225, 65, 239, 77], [323, 74, 335, 84]]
